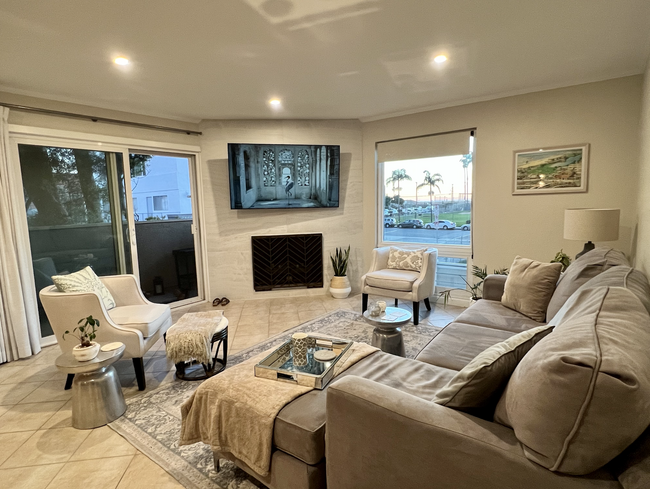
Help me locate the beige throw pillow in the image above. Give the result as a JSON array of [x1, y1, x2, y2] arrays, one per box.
[[501, 256, 562, 322], [494, 286, 650, 475], [387, 247, 427, 272], [52, 266, 116, 310], [433, 324, 554, 418]]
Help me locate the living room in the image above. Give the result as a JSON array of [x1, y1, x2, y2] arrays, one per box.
[[1, 1, 650, 489]]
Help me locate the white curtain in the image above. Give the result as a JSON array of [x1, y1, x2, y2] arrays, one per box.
[[0, 107, 41, 362]]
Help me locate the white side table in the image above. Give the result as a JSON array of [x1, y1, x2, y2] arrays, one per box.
[[55, 344, 127, 429]]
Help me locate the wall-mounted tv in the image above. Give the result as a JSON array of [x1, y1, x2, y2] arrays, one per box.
[[228, 143, 340, 209]]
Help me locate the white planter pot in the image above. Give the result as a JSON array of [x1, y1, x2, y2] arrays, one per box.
[[330, 276, 351, 299], [72, 342, 100, 362]]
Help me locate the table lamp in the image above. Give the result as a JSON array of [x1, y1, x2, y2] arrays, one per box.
[[564, 208, 620, 259]]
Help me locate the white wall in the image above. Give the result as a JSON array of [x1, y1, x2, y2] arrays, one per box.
[[635, 62, 650, 274], [362, 76, 643, 272], [199, 120, 363, 300]]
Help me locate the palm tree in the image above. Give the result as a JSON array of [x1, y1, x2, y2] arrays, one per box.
[[460, 154, 472, 202], [385, 169, 412, 222], [417, 170, 443, 224]]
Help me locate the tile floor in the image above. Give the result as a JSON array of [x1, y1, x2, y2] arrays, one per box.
[[0, 294, 463, 489]]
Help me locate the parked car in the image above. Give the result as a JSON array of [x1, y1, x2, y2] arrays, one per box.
[[424, 220, 457, 230], [397, 219, 424, 228], [460, 223, 471, 231], [384, 217, 396, 228]]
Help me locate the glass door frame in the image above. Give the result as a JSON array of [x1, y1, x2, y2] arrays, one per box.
[[8, 124, 206, 346]]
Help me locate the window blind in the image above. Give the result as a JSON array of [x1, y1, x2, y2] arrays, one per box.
[[376, 130, 473, 163]]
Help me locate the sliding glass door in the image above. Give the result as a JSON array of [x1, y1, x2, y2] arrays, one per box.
[[18, 144, 132, 339], [16, 141, 204, 345], [129, 153, 199, 304]]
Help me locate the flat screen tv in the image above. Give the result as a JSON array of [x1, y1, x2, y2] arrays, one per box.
[[228, 143, 340, 209]]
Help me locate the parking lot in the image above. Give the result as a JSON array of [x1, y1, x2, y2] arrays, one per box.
[[383, 227, 471, 245]]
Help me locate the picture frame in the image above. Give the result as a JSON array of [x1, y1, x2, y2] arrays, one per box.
[[512, 143, 589, 195]]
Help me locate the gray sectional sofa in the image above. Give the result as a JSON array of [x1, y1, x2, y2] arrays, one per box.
[[218, 248, 650, 489]]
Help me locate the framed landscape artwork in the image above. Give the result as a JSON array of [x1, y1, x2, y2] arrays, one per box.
[[513, 144, 589, 195]]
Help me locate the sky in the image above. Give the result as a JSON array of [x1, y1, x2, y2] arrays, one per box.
[[383, 154, 473, 201]]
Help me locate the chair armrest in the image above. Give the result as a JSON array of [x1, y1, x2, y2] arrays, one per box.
[[326, 377, 614, 489], [483, 274, 508, 301], [412, 248, 437, 300], [361, 247, 391, 288], [100, 274, 149, 306], [39, 287, 145, 356]]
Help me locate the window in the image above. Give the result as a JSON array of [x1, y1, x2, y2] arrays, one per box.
[[131, 158, 147, 177], [153, 195, 168, 211], [377, 130, 475, 295], [132, 197, 138, 211]]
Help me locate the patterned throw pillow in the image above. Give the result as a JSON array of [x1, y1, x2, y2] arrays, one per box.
[[387, 247, 428, 272], [52, 266, 116, 310]]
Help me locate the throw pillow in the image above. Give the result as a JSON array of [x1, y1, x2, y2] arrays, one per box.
[[52, 266, 116, 310], [501, 256, 562, 322], [433, 324, 554, 418], [546, 247, 629, 321], [387, 247, 427, 272], [493, 286, 650, 475]]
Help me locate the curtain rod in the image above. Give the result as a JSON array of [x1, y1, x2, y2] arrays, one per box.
[[0, 102, 202, 136]]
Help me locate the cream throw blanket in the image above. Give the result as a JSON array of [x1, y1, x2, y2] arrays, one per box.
[[179, 340, 378, 476], [166, 311, 224, 365]]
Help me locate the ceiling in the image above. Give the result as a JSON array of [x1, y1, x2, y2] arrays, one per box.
[[1, 0, 649, 122]]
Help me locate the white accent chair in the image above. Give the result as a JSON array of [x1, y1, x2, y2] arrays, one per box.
[[40, 274, 172, 391], [361, 247, 438, 325]]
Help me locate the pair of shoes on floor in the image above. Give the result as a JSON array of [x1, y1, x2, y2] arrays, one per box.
[[213, 297, 230, 306]]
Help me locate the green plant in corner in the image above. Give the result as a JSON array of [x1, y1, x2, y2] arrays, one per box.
[[330, 246, 351, 277], [437, 265, 508, 304], [551, 249, 572, 272], [63, 315, 100, 347]]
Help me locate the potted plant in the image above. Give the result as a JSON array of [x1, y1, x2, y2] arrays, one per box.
[[329, 245, 351, 299], [438, 265, 508, 305], [551, 249, 572, 272], [64, 315, 101, 361]]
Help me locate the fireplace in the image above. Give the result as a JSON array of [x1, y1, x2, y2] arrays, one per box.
[[251, 234, 323, 291]]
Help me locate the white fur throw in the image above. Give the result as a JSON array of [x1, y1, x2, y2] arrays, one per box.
[[166, 311, 225, 365]]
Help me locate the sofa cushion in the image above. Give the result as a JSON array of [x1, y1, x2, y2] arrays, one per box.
[[364, 269, 420, 292], [546, 247, 629, 321], [108, 304, 171, 337], [574, 266, 650, 316], [433, 324, 554, 418], [454, 299, 544, 333], [502, 256, 562, 322], [494, 286, 650, 475], [52, 266, 116, 310], [273, 351, 457, 465], [415, 322, 516, 370]]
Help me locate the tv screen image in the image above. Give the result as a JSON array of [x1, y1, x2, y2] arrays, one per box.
[[228, 143, 340, 209]]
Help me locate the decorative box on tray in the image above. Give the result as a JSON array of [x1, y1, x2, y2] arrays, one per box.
[[254, 336, 353, 389]]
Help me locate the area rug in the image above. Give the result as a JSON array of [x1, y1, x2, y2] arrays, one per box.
[[109, 309, 444, 489]]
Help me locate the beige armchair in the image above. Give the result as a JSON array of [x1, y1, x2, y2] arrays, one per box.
[[361, 247, 438, 325], [40, 274, 172, 391]]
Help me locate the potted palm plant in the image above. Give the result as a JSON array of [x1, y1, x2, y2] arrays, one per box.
[[329, 245, 351, 299], [64, 315, 101, 361]]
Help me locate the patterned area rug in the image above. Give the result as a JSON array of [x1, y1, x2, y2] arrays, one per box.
[[109, 309, 443, 489]]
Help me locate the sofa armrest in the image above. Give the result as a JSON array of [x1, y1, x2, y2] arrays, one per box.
[[483, 274, 508, 301], [326, 377, 618, 489], [100, 274, 149, 306]]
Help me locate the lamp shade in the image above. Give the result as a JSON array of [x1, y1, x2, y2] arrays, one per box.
[[564, 208, 620, 242]]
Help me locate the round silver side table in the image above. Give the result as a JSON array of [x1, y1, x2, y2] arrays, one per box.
[[363, 307, 412, 357], [55, 344, 127, 430]]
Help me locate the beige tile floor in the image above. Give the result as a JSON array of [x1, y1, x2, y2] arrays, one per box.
[[0, 294, 463, 489]]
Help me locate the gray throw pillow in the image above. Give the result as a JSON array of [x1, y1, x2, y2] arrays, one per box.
[[387, 247, 427, 272], [502, 256, 562, 322], [433, 324, 554, 418]]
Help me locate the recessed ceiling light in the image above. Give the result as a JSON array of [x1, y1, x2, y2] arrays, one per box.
[[114, 57, 129, 65], [269, 98, 281, 107], [433, 55, 447, 64]]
